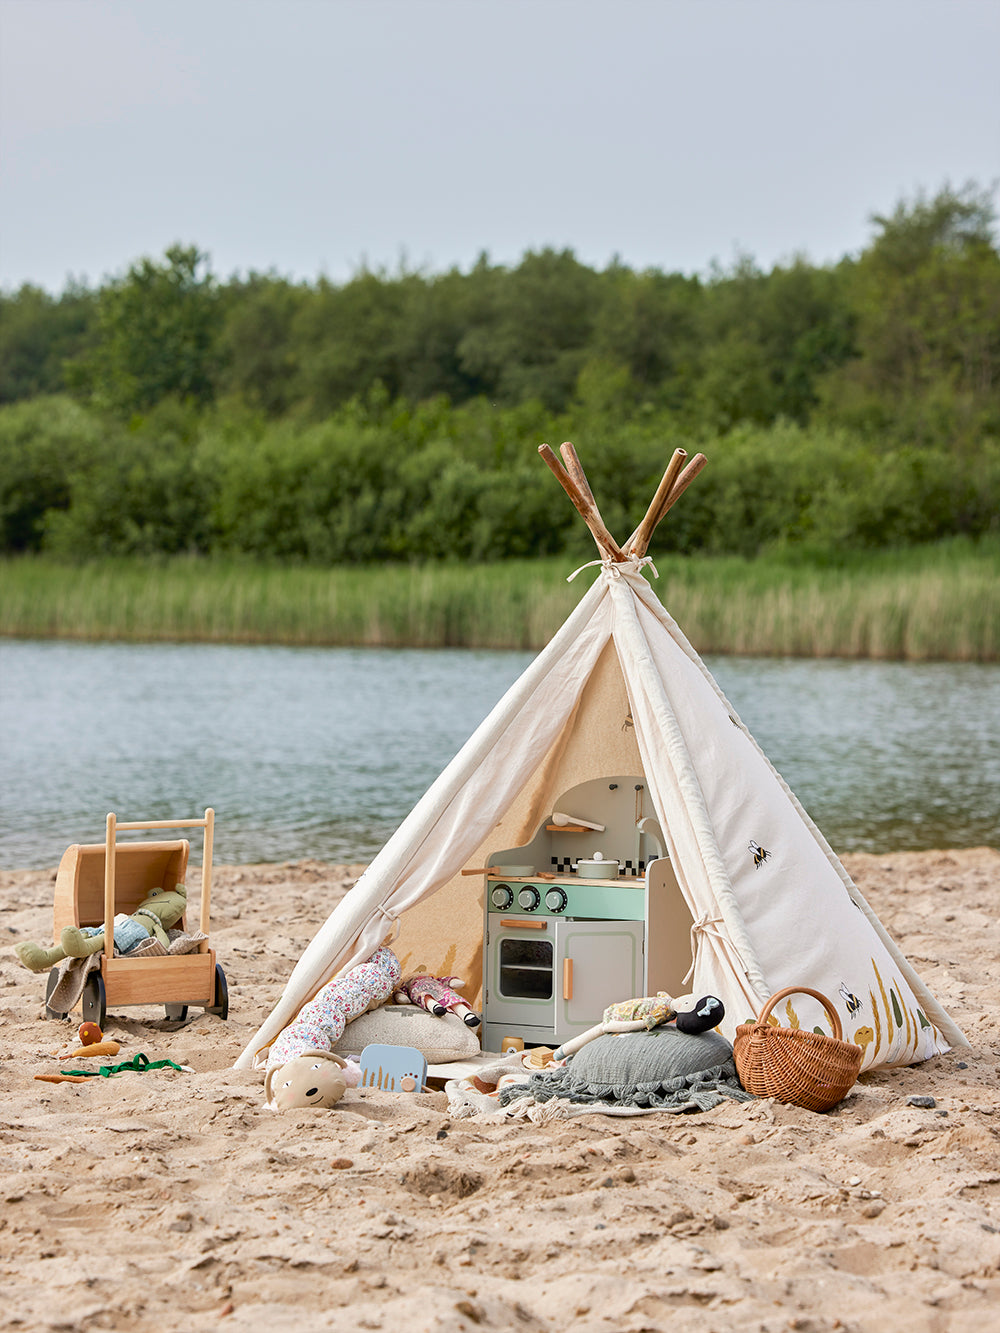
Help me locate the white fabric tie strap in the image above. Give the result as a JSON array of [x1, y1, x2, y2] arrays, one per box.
[[683, 912, 727, 986], [567, 554, 659, 584], [683, 912, 760, 1011], [373, 904, 401, 941]]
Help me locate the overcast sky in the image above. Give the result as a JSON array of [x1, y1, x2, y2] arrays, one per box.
[[1, 0, 997, 294]]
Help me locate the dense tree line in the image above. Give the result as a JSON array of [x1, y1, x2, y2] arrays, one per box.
[[1, 184, 998, 562]]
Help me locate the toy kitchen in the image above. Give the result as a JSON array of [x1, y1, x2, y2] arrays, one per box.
[[480, 775, 695, 1051]]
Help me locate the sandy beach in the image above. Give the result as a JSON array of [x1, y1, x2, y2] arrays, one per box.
[[1, 846, 998, 1333]]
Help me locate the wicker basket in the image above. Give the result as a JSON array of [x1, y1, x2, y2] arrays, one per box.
[[733, 986, 863, 1112]]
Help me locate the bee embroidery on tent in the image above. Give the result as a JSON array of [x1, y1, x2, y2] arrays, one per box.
[[748, 839, 772, 870], [839, 983, 863, 1018]]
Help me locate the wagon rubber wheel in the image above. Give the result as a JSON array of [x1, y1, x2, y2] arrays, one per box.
[[205, 964, 228, 1020], [164, 1003, 189, 1021], [45, 968, 67, 1020], [81, 972, 106, 1029]]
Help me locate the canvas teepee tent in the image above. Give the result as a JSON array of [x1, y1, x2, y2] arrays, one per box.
[[236, 444, 965, 1073]]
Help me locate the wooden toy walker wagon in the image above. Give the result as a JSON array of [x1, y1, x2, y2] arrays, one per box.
[[44, 809, 228, 1028]]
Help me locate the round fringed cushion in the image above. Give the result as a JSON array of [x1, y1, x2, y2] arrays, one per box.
[[562, 1026, 739, 1105], [333, 1004, 480, 1066]]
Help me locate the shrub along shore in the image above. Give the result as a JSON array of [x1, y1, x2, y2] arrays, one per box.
[[3, 188, 998, 665], [1, 541, 996, 660]]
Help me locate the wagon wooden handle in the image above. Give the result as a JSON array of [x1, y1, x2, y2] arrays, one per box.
[[755, 986, 843, 1041], [104, 808, 214, 957], [114, 817, 214, 831], [199, 807, 214, 939], [104, 813, 117, 963]]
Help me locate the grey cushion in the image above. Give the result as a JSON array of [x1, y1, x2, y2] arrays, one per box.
[[333, 1004, 480, 1065], [497, 1026, 753, 1112], [566, 1026, 735, 1098]]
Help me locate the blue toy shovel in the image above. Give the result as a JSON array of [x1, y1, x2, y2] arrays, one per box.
[[359, 1043, 427, 1092]]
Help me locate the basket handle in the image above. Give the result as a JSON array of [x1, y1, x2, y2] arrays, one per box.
[[756, 986, 843, 1041]]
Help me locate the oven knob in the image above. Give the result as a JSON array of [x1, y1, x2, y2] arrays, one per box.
[[490, 884, 514, 910], [544, 887, 568, 914], [516, 886, 540, 912]]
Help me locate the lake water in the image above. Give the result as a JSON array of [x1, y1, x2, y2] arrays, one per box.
[[1, 640, 997, 869]]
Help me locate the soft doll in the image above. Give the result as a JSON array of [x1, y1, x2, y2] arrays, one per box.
[[394, 973, 481, 1028], [603, 991, 724, 1035], [265, 1051, 349, 1110], [266, 945, 401, 1072], [553, 991, 725, 1060], [14, 884, 189, 973], [670, 994, 725, 1034]]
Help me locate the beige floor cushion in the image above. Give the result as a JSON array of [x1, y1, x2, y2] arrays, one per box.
[[334, 1003, 481, 1065]]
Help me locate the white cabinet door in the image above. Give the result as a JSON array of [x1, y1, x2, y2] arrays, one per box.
[[555, 920, 644, 1042]]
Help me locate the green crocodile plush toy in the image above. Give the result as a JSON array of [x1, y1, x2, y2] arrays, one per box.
[[14, 884, 188, 973]]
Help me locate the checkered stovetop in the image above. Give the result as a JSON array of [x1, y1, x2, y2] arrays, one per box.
[[550, 856, 645, 877]]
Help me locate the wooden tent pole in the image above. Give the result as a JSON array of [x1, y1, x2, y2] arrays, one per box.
[[540, 439, 707, 563], [627, 448, 687, 557], [658, 451, 708, 521], [627, 451, 708, 556], [559, 442, 626, 562], [558, 441, 598, 509], [538, 444, 625, 562]]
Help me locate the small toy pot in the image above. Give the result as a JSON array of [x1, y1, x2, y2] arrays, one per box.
[[576, 858, 621, 879]]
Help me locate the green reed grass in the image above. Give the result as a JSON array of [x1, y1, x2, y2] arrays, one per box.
[[1, 542, 997, 660]]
